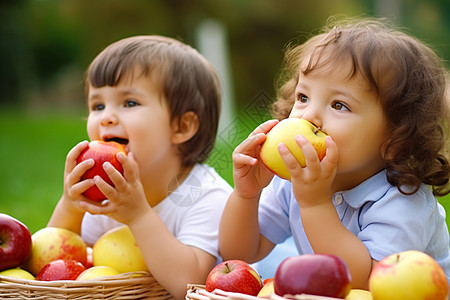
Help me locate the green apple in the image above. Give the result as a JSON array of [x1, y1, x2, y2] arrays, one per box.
[[76, 266, 120, 280], [0, 267, 35, 280], [24, 227, 87, 276], [93, 226, 148, 273], [369, 250, 449, 300], [260, 118, 327, 180]]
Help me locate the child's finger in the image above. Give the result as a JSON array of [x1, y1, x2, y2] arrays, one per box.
[[277, 143, 301, 178], [250, 119, 279, 136], [296, 135, 321, 171], [69, 179, 94, 198], [65, 140, 90, 173], [93, 174, 117, 201], [321, 136, 339, 172], [117, 152, 140, 182], [234, 133, 265, 155], [232, 152, 258, 167]]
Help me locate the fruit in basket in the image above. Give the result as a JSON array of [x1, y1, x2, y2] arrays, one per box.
[[92, 226, 148, 273], [36, 259, 86, 281], [0, 213, 32, 271], [77, 140, 127, 202], [257, 278, 275, 298], [346, 289, 373, 300], [0, 267, 35, 280], [369, 250, 449, 300], [205, 259, 263, 296], [260, 118, 327, 180], [274, 254, 351, 298], [76, 265, 120, 280], [24, 227, 87, 276]]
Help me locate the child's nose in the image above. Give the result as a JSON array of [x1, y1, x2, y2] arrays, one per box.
[[100, 110, 119, 126], [301, 108, 322, 129]]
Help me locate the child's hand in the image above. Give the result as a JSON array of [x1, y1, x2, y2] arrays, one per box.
[[278, 135, 338, 207], [232, 120, 278, 200], [79, 152, 150, 225], [60, 140, 96, 213]]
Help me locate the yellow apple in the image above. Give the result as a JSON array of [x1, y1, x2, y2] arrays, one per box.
[[76, 265, 120, 280], [24, 227, 87, 276], [0, 267, 35, 280], [93, 226, 149, 273], [369, 250, 449, 300], [346, 289, 372, 300], [260, 118, 327, 180], [257, 278, 275, 298]]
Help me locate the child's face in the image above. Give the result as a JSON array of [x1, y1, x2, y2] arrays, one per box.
[[289, 60, 390, 189], [85, 69, 178, 180]]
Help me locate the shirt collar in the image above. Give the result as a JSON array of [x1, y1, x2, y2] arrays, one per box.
[[336, 170, 391, 209]]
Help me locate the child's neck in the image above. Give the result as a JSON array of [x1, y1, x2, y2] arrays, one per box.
[[142, 164, 194, 207]]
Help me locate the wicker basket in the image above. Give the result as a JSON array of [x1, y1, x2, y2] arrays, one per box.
[[185, 284, 341, 300], [0, 271, 173, 299]]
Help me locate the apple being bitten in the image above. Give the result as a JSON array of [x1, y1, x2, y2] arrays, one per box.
[[260, 118, 327, 180], [36, 259, 86, 281], [93, 226, 148, 273], [24, 227, 87, 276], [205, 259, 263, 296], [274, 254, 351, 298], [369, 250, 449, 300], [0, 213, 32, 271], [77, 140, 128, 202]]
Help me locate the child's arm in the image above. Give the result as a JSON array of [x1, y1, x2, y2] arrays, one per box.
[[280, 135, 373, 289], [47, 141, 94, 234], [78, 152, 214, 299], [219, 120, 278, 263]]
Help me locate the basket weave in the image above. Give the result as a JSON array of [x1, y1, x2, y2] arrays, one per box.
[[0, 271, 173, 299], [185, 284, 341, 300]]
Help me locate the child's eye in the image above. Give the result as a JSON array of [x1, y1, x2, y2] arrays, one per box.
[[296, 93, 309, 103], [124, 100, 139, 107], [332, 101, 349, 111], [91, 103, 105, 111]]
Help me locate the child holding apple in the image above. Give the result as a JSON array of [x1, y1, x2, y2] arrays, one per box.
[[219, 17, 450, 290], [47, 35, 232, 298]]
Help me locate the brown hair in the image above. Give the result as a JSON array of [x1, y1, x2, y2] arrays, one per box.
[[86, 35, 221, 167], [272, 18, 450, 196]]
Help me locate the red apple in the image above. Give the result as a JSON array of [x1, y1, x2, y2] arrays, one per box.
[[274, 254, 351, 298], [369, 250, 449, 300], [24, 227, 87, 276], [77, 140, 127, 202], [0, 213, 32, 271], [36, 259, 86, 281], [260, 118, 327, 180], [205, 259, 263, 296]]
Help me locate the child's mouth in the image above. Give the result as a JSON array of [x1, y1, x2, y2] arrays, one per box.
[[104, 137, 129, 146]]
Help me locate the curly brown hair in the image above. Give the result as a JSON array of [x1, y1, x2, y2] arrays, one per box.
[[85, 35, 221, 168], [272, 18, 450, 196]]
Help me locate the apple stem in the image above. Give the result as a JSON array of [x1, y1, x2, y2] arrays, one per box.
[[224, 262, 232, 273], [396, 254, 400, 262]]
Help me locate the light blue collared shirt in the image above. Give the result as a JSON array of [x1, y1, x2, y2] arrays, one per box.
[[258, 170, 450, 282]]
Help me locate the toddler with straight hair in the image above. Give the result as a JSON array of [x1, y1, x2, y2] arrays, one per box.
[[48, 35, 232, 299]]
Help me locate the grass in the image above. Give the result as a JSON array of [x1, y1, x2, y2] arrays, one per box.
[[1, 108, 449, 235]]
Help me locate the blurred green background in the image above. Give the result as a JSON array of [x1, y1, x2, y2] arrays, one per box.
[[1, 0, 449, 234]]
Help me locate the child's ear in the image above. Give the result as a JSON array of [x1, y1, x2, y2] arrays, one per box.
[[171, 111, 199, 144]]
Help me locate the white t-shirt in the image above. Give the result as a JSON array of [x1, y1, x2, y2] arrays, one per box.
[[81, 163, 232, 261]]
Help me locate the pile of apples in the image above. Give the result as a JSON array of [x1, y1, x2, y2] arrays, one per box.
[[205, 250, 449, 300], [0, 213, 148, 282]]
